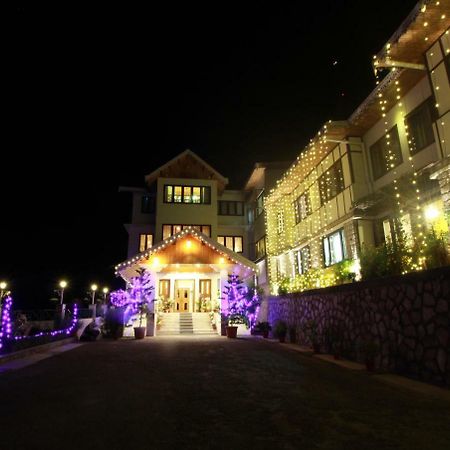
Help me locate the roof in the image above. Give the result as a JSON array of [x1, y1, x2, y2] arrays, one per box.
[[265, 121, 362, 204], [244, 161, 292, 191], [350, 0, 450, 138], [144, 150, 229, 192], [374, 0, 450, 68], [115, 225, 258, 274]]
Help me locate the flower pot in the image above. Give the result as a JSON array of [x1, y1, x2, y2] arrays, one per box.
[[365, 359, 375, 371], [112, 325, 124, 340], [226, 326, 238, 339], [263, 330, 269, 339], [134, 327, 146, 340]]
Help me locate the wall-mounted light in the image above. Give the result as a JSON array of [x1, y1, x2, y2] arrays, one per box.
[[424, 205, 440, 222]]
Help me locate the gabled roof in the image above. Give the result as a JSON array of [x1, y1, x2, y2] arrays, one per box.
[[115, 226, 258, 274], [144, 150, 229, 192]]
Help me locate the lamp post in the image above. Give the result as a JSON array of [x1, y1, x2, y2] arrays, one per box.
[[90, 284, 98, 305], [59, 280, 67, 305], [90, 284, 98, 319], [0, 281, 7, 299], [102, 287, 109, 302]]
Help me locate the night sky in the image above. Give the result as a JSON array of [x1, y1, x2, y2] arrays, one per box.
[[4, 2, 418, 308]]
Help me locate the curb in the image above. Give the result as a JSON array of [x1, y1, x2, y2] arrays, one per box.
[[250, 335, 450, 398], [0, 337, 77, 366]]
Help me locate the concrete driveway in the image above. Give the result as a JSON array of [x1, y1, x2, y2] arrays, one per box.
[[1, 336, 449, 450]]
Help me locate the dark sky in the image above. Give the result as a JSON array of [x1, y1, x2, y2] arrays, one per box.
[[3, 2, 418, 308]]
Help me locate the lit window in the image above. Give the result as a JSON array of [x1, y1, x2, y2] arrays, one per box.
[[296, 246, 310, 274], [234, 237, 243, 253], [163, 225, 172, 240], [183, 186, 192, 203], [192, 187, 201, 203], [218, 235, 243, 253], [323, 229, 346, 267], [164, 186, 173, 203], [201, 225, 211, 237], [174, 186, 183, 203], [139, 234, 153, 252]]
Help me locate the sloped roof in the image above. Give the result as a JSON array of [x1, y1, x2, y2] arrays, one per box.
[[144, 150, 229, 192], [115, 226, 258, 274]]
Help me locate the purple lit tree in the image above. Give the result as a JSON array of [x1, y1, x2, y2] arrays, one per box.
[[222, 274, 260, 328]]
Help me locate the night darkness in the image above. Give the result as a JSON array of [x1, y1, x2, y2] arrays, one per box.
[[4, 2, 418, 308]]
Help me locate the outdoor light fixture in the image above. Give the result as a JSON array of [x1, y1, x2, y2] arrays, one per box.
[[58, 280, 67, 305], [424, 205, 440, 222], [0, 281, 7, 298], [91, 284, 98, 305]]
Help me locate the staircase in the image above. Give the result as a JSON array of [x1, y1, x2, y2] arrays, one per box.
[[158, 312, 216, 336]]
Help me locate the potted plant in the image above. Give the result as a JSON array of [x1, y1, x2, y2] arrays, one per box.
[[361, 340, 379, 371], [305, 320, 321, 353], [226, 314, 244, 338], [288, 325, 297, 344], [134, 301, 149, 340], [254, 321, 271, 338], [274, 320, 287, 343]]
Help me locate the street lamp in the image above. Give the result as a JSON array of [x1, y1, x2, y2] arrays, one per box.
[[59, 280, 67, 305], [0, 281, 7, 299], [102, 287, 109, 302], [90, 284, 98, 305]]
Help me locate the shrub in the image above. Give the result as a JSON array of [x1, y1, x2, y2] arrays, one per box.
[[423, 229, 450, 269]]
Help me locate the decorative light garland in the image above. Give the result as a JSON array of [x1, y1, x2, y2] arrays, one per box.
[[0, 295, 78, 352]]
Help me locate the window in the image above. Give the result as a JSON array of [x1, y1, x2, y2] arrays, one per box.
[[294, 192, 312, 223], [277, 211, 285, 234], [139, 234, 153, 252], [217, 235, 243, 253], [319, 160, 345, 205], [323, 229, 346, 267], [164, 185, 211, 204], [406, 98, 435, 155], [255, 237, 266, 260], [141, 195, 155, 214], [370, 125, 403, 180], [163, 224, 211, 240], [159, 280, 170, 299], [218, 200, 244, 216], [296, 246, 310, 274], [256, 192, 264, 218]]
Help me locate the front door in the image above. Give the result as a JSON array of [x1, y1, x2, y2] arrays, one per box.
[[176, 288, 190, 312]]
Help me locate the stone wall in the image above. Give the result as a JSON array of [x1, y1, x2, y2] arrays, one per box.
[[267, 266, 450, 387]]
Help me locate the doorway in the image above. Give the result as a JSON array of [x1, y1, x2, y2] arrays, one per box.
[[174, 279, 194, 312]]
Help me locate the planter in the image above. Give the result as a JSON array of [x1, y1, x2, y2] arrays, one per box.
[[134, 327, 146, 340], [112, 325, 124, 340], [263, 330, 269, 339], [226, 326, 238, 339]]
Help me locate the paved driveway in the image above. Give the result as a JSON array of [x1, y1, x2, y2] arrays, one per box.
[[1, 336, 449, 450]]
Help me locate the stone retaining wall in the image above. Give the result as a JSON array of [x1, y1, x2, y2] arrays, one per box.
[[267, 266, 450, 387]]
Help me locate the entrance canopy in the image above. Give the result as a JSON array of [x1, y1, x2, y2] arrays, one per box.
[[115, 226, 258, 282]]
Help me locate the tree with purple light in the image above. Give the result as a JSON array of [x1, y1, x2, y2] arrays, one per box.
[[222, 274, 260, 328]]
